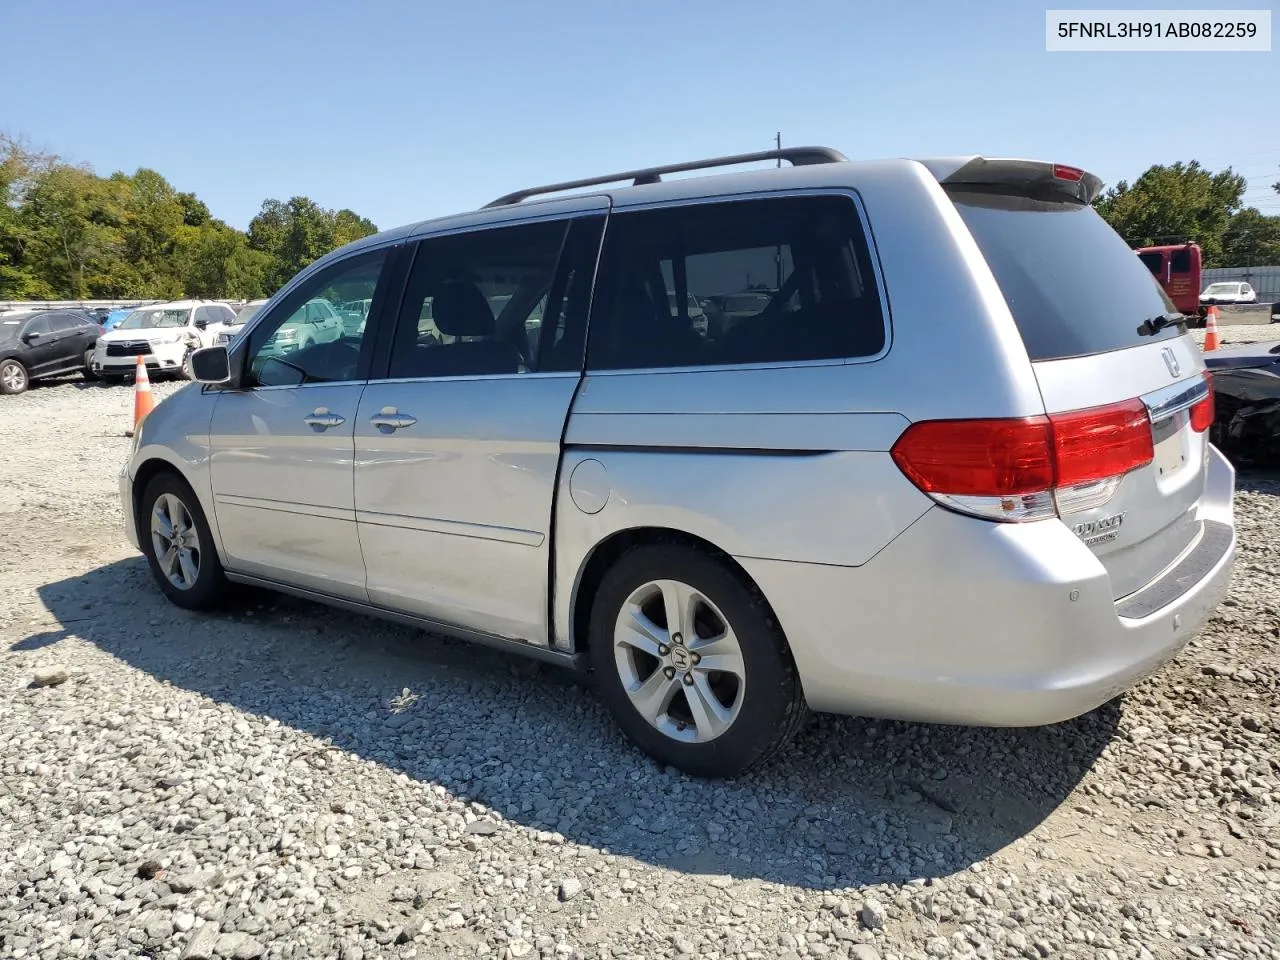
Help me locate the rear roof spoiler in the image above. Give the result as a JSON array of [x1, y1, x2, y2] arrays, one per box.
[[918, 156, 1105, 205]]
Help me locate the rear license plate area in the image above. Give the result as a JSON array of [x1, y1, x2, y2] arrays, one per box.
[[1152, 415, 1186, 478]]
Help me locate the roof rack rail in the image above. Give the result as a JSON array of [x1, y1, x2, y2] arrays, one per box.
[[483, 146, 849, 208]]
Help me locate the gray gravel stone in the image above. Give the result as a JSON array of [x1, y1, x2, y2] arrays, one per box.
[[29, 665, 69, 687], [180, 924, 221, 960], [3, 367, 1280, 960]]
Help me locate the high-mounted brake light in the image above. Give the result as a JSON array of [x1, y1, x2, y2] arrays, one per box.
[[891, 398, 1155, 523], [1052, 163, 1085, 182]]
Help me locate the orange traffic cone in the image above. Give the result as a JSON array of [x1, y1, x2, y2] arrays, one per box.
[[129, 356, 155, 436], [1203, 306, 1220, 352]]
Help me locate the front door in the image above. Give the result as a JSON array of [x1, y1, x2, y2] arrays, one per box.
[[21, 316, 61, 378], [354, 210, 606, 644], [208, 248, 395, 600]]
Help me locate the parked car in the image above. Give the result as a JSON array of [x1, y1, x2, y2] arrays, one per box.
[[666, 291, 709, 337], [121, 147, 1237, 778], [102, 307, 139, 332], [1202, 339, 1280, 466], [214, 299, 267, 347], [1200, 281, 1258, 306], [258, 297, 347, 358], [703, 290, 774, 337], [91, 300, 236, 382], [0, 309, 102, 394]]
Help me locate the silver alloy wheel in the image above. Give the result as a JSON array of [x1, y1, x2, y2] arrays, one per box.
[[150, 492, 201, 590], [613, 578, 747, 743], [1, 361, 27, 392]]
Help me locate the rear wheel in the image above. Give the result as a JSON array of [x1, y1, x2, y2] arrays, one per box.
[[0, 359, 29, 395], [588, 544, 808, 778], [140, 472, 228, 610]]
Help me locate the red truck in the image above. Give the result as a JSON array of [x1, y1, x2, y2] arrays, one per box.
[[1136, 242, 1204, 323]]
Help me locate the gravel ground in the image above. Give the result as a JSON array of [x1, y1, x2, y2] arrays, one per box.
[[1, 351, 1277, 960]]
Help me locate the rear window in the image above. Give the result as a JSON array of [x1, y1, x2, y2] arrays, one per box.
[[949, 189, 1180, 361]]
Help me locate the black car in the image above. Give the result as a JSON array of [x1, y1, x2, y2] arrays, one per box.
[[1203, 339, 1280, 466], [0, 309, 102, 395]]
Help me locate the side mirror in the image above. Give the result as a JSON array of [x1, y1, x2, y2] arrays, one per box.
[[190, 345, 231, 384], [194, 318, 208, 330], [22, 331, 41, 343]]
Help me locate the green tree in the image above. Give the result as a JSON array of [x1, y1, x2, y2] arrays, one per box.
[[1221, 208, 1280, 267], [0, 133, 377, 300], [249, 196, 378, 290], [177, 223, 271, 299], [1093, 161, 1247, 267]]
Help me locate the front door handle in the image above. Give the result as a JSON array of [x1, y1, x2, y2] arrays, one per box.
[[303, 408, 346, 429], [369, 408, 417, 431]]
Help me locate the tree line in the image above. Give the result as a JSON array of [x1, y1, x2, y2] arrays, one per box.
[[0, 135, 378, 302], [2, 135, 1278, 303], [1092, 160, 1280, 266]]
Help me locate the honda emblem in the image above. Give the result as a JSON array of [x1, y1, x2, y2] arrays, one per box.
[[1161, 346, 1181, 378]]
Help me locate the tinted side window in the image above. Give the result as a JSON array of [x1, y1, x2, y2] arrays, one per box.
[[1170, 248, 1191, 273], [586, 195, 885, 372], [1137, 252, 1163, 277], [387, 219, 570, 379], [24, 316, 52, 337], [49, 314, 80, 333], [246, 250, 388, 387]]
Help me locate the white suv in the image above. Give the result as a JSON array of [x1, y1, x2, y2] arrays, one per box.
[[92, 300, 235, 381], [1200, 281, 1258, 306]]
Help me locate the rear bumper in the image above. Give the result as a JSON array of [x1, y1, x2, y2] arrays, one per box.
[[739, 445, 1237, 726]]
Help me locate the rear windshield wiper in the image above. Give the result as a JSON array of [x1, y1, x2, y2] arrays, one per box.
[[1137, 313, 1186, 337]]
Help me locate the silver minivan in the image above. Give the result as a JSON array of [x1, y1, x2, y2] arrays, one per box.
[[120, 148, 1237, 778]]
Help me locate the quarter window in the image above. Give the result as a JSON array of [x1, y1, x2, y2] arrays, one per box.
[[245, 250, 388, 387], [586, 195, 886, 371]]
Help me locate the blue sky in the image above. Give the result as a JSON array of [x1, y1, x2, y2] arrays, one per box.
[[3, 0, 1277, 231]]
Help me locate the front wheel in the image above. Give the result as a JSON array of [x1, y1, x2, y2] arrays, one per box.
[[82, 348, 99, 381], [0, 359, 29, 395], [588, 544, 808, 778], [140, 473, 228, 610]]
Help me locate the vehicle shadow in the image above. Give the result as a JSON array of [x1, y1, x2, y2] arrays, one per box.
[[37, 556, 1118, 890]]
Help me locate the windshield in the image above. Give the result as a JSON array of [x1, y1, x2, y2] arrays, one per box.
[[948, 189, 1180, 361], [230, 304, 265, 326], [0, 317, 28, 341], [725, 294, 769, 312], [118, 308, 189, 330], [667, 293, 703, 314], [1203, 283, 1239, 295]]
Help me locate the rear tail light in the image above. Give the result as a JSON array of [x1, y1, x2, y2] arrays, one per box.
[[891, 399, 1154, 523], [1190, 371, 1214, 432]]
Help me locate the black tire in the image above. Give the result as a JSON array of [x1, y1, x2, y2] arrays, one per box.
[[588, 543, 809, 779], [139, 472, 228, 611], [82, 348, 99, 381], [0, 358, 30, 395]]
